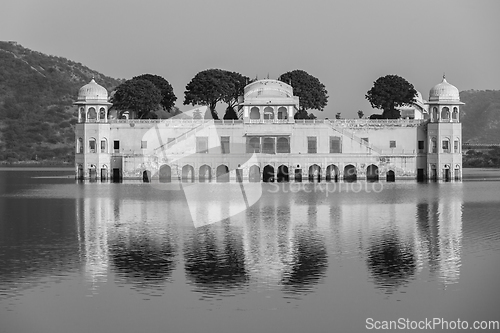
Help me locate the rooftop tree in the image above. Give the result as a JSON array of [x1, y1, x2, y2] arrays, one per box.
[[278, 69, 328, 119], [132, 74, 177, 112], [365, 75, 417, 119], [111, 79, 162, 119], [184, 69, 248, 120]]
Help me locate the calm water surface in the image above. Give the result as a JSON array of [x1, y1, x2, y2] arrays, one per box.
[[0, 169, 499, 333]]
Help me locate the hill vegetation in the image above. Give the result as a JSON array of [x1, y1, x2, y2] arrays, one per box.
[[0, 41, 122, 164], [460, 90, 500, 144]]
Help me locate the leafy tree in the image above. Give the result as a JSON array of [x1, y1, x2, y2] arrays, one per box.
[[365, 75, 417, 119], [335, 112, 342, 119], [184, 69, 248, 120], [133, 74, 177, 111], [357, 110, 364, 118], [222, 71, 248, 119], [278, 70, 328, 116], [111, 79, 162, 119], [223, 106, 238, 120]]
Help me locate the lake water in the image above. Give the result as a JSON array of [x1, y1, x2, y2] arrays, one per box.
[[1, 168, 499, 333]]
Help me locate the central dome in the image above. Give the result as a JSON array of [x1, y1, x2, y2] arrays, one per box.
[[429, 77, 459, 101], [77, 78, 108, 101]]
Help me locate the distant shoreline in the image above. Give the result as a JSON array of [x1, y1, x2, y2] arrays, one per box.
[[0, 162, 73, 168]]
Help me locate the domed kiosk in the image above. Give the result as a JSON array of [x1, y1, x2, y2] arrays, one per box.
[[425, 76, 463, 181], [74, 78, 112, 181], [74, 78, 112, 123], [429, 77, 460, 102]]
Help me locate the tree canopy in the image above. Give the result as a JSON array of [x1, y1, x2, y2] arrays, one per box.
[[132, 74, 176, 111], [278, 70, 328, 114], [111, 79, 162, 119], [183, 69, 248, 120], [365, 75, 417, 119]]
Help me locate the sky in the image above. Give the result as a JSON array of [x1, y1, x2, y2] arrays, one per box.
[[1, 0, 500, 119]]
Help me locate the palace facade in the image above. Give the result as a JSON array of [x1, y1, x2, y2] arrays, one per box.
[[74, 77, 463, 182]]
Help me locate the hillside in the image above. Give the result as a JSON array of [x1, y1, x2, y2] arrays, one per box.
[[0, 41, 122, 163], [460, 90, 500, 144]]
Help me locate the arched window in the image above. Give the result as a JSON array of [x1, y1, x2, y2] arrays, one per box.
[[442, 138, 450, 153], [250, 107, 260, 119], [276, 137, 290, 153], [264, 106, 274, 120], [247, 137, 260, 153], [87, 107, 97, 120], [431, 137, 437, 153], [100, 138, 107, 153], [441, 107, 450, 121], [277, 107, 288, 120], [454, 138, 460, 153], [89, 138, 97, 153], [78, 137, 83, 153], [99, 107, 106, 121], [79, 107, 85, 122], [432, 107, 438, 122], [262, 137, 275, 154], [452, 107, 459, 121]]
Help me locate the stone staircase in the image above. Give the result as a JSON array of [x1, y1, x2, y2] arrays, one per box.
[[327, 120, 383, 155]]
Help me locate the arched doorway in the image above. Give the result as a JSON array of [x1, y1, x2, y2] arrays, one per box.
[[89, 165, 97, 180], [295, 168, 302, 182], [263, 165, 275, 182], [100, 166, 108, 181], [443, 165, 451, 182], [182, 165, 194, 182], [159, 165, 171, 183], [216, 165, 229, 182], [386, 170, 395, 182], [199, 165, 212, 182], [77, 165, 84, 180], [454, 165, 460, 180], [326, 164, 340, 182], [277, 165, 289, 182], [143, 170, 151, 183], [308, 164, 321, 182], [249, 165, 260, 182], [366, 164, 379, 181], [344, 165, 357, 182]]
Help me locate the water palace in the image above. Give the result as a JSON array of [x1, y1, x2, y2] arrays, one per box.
[[74, 77, 463, 182]]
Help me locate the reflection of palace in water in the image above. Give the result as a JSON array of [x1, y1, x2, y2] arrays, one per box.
[[75, 187, 180, 293], [75, 183, 463, 295]]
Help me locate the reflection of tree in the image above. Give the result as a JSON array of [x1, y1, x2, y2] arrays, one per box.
[[184, 224, 248, 294], [110, 237, 177, 288], [282, 230, 328, 294], [366, 233, 416, 292]]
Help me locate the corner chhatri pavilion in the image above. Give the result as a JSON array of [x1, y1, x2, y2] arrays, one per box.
[[74, 77, 463, 182]]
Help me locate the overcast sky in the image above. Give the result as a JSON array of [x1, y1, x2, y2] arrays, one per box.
[[2, 0, 499, 118]]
